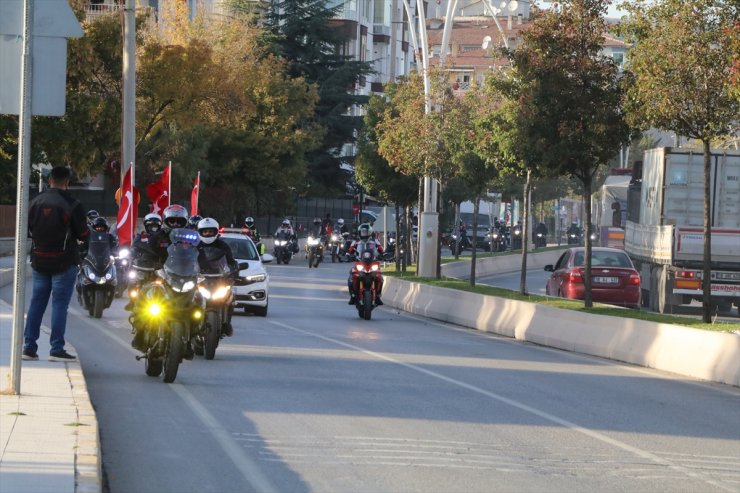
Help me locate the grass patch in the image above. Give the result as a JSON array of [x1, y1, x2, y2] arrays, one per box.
[[384, 265, 739, 332]]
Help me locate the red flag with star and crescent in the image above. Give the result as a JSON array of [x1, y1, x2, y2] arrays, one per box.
[[190, 172, 200, 216], [116, 166, 138, 246], [146, 164, 171, 217]]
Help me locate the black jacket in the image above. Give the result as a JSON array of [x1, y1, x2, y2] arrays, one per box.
[[28, 188, 88, 272], [198, 239, 239, 274]]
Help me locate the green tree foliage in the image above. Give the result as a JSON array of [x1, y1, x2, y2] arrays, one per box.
[[264, 0, 374, 195], [497, 0, 629, 305], [618, 0, 739, 322]]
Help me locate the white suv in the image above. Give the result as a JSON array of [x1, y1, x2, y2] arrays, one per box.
[[220, 233, 271, 316]]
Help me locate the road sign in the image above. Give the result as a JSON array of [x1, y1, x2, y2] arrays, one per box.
[[0, 0, 83, 116]]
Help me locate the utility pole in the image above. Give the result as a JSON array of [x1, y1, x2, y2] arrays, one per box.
[[122, 0, 136, 188]]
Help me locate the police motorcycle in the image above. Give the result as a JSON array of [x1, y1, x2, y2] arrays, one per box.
[[194, 249, 244, 360], [306, 234, 324, 268], [76, 231, 117, 318], [328, 231, 343, 263], [130, 229, 204, 383], [273, 230, 294, 264], [351, 245, 382, 320]]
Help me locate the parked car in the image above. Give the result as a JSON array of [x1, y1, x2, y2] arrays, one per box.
[[220, 233, 272, 316], [544, 247, 641, 309]]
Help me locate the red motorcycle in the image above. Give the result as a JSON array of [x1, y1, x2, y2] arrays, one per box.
[[351, 250, 381, 320]]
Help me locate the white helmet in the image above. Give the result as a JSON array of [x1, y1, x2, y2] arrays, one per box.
[[197, 217, 220, 244], [337, 218, 344, 226]]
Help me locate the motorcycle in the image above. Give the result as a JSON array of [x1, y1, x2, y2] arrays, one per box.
[[351, 249, 381, 320], [567, 229, 582, 245], [273, 232, 294, 264], [306, 235, 323, 268], [337, 232, 353, 262], [114, 247, 131, 298], [77, 231, 116, 318], [511, 225, 523, 250], [489, 229, 504, 252], [131, 230, 204, 383], [194, 252, 245, 360], [328, 232, 342, 263], [534, 232, 547, 248]]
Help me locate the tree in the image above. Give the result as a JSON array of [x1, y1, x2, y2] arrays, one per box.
[[264, 0, 374, 195], [619, 0, 739, 322], [497, 0, 629, 305]]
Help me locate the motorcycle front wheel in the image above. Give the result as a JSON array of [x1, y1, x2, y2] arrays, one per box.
[[145, 354, 163, 377], [362, 289, 373, 320], [163, 321, 184, 383], [92, 290, 105, 318], [204, 311, 220, 360], [308, 252, 315, 268]]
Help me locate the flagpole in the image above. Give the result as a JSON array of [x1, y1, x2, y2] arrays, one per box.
[[168, 161, 172, 207], [195, 171, 200, 215]]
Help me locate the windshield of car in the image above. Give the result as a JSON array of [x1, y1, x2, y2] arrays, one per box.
[[221, 237, 260, 261], [573, 250, 633, 268]]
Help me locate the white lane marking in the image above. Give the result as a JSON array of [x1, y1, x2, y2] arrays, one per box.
[[268, 319, 735, 492], [77, 312, 279, 493], [170, 384, 278, 493]]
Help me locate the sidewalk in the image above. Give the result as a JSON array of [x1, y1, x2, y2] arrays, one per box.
[[0, 256, 101, 493]]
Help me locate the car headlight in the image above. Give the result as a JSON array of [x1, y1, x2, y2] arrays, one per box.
[[245, 273, 266, 282], [119, 248, 130, 259]]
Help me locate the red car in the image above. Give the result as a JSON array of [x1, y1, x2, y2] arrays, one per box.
[[545, 247, 641, 309]]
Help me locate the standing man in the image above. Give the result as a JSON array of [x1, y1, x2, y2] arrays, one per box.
[[23, 167, 89, 361]]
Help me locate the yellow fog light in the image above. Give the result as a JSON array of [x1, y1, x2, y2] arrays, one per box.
[[147, 303, 162, 317], [193, 310, 203, 320]]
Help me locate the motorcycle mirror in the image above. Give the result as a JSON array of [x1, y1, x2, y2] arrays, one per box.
[[238, 261, 249, 270]]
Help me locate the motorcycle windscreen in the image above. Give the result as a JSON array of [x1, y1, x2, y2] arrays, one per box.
[[164, 243, 200, 278], [356, 241, 377, 260], [199, 247, 230, 275], [86, 233, 112, 271]]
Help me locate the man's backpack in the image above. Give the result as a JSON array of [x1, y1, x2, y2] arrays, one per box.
[[29, 194, 79, 273]]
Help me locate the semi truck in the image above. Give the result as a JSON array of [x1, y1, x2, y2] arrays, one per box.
[[624, 147, 740, 315]]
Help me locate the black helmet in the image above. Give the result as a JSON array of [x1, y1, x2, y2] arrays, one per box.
[[244, 216, 255, 228], [92, 217, 109, 233], [188, 214, 203, 229], [144, 213, 162, 234], [163, 205, 188, 230], [86, 210, 100, 222]]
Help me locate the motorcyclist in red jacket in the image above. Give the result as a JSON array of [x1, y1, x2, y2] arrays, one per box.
[[347, 223, 385, 306]]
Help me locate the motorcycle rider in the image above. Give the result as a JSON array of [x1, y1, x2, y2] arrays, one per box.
[[567, 222, 582, 244], [125, 213, 163, 313], [90, 217, 119, 251], [196, 218, 239, 337], [335, 218, 348, 235], [150, 204, 190, 266], [347, 223, 385, 306], [242, 216, 265, 254], [535, 221, 548, 246], [274, 218, 298, 254]]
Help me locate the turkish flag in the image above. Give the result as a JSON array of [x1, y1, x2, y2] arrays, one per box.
[[116, 166, 138, 246], [146, 164, 171, 217], [190, 172, 200, 216]]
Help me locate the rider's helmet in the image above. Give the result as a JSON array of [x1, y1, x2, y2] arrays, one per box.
[[187, 214, 203, 230], [358, 223, 372, 240], [244, 216, 255, 228], [313, 217, 321, 226], [337, 218, 344, 226], [197, 218, 220, 245], [163, 204, 189, 230], [144, 213, 162, 234], [86, 210, 100, 223], [92, 217, 109, 233], [280, 219, 291, 229]]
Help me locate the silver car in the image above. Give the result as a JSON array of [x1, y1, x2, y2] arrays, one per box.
[[220, 233, 271, 316]]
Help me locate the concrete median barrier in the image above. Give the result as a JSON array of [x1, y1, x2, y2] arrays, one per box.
[[384, 276, 740, 387]]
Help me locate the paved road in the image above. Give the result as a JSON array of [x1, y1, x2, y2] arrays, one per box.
[[3, 259, 739, 492]]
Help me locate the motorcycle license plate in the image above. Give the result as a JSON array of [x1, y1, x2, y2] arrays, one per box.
[[594, 276, 618, 284]]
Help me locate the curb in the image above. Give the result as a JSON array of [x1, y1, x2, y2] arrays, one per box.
[[1, 266, 103, 493], [384, 276, 740, 387]]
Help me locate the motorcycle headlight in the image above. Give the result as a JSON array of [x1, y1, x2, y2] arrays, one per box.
[[492, 233, 499, 239], [121, 259, 128, 266], [370, 264, 379, 271], [129, 288, 138, 299], [308, 237, 320, 246], [88, 272, 96, 281], [212, 285, 231, 300], [245, 273, 266, 282], [355, 264, 364, 272], [198, 286, 212, 299], [128, 270, 137, 280], [119, 248, 130, 259], [105, 272, 113, 280], [331, 234, 339, 241], [193, 309, 203, 320], [181, 281, 196, 292], [147, 302, 162, 317]]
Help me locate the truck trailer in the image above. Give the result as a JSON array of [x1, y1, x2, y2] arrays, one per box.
[[624, 147, 740, 315]]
